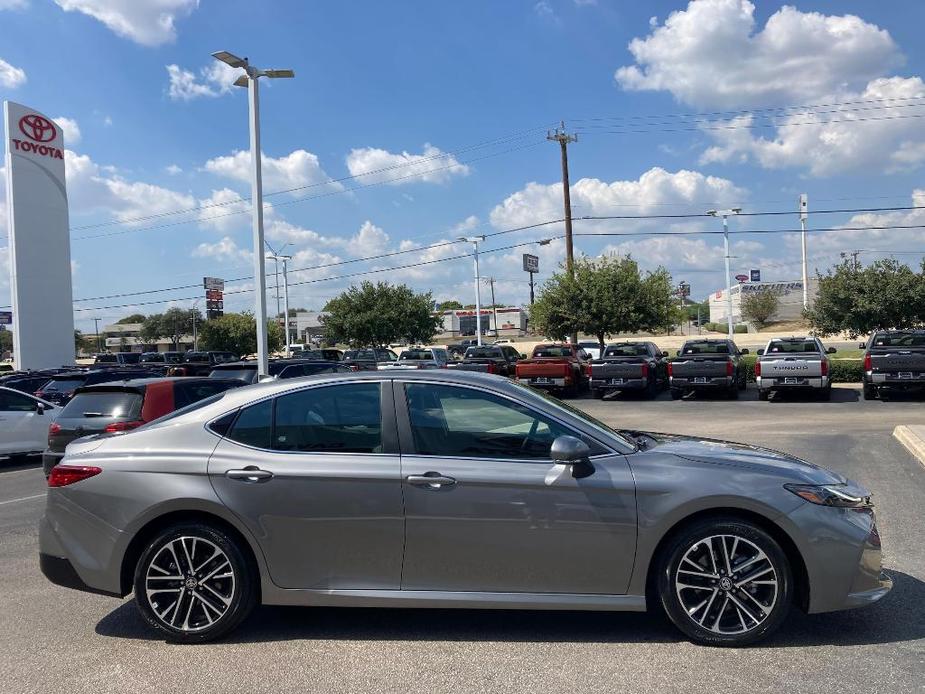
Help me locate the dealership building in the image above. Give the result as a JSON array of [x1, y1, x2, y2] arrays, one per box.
[[708, 279, 818, 325], [438, 307, 529, 337]]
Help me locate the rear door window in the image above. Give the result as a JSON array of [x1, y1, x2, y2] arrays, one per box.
[[0, 389, 38, 412], [226, 399, 274, 449], [273, 383, 382, 453]]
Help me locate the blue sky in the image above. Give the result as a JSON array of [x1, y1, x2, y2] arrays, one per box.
[[2, 0, 925, 331]]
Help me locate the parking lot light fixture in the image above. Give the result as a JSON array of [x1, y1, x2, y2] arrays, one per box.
[[211, 50, 294, 378], [459, 236, 486, 346], [707, 208, 741, 338]]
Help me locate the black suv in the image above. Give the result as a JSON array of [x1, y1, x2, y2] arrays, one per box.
[[34, 368, 158, 406], [209, 359, 352, 384]]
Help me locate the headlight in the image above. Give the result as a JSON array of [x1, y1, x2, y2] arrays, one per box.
[[784, 483, 872, 508]]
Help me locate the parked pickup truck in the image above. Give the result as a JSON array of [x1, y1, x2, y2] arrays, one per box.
[[861, 330, 925, 400], [342, 348, 399, 371], [166, 351, 238, 377], [755, 336, 836, 401], [589, 341, 668, 399], [515, 343, 589, 396], [449, 345, 523, 377], [377, 347, 449, 371], [669, 339, 748, 400]]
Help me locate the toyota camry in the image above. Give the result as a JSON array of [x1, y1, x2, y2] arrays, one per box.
[[39, 370, 891, 646]]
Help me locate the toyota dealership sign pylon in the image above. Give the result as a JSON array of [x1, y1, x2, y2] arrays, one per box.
[[4, 101, 75, 370]]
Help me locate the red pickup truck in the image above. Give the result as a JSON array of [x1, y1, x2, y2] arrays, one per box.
[[515, 343, 589, 396]]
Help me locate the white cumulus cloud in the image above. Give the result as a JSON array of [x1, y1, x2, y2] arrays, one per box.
[[615, 0, 900, 107], [203, 149, 342, 196], [53, 116, 81, 146], [54, 0, 198, 46], [345, 144, 469, 186], [166, 61, 240, 101], [0, 57, 26, 88]]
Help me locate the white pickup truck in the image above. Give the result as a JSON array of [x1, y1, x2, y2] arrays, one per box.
[[755, 337, 836, 401]]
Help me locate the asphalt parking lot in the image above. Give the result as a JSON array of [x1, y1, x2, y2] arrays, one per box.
[[1, 384, 923, 694]]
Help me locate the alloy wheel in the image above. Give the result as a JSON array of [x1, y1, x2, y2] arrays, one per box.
[[674, 534, 779, 635], [144, 536, 236, 633]]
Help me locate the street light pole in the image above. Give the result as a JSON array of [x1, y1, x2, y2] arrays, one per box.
[[281, 255, 291, 357], [93, 317, 101, 353], [460, 236, 486, 346], [707, 208, 741, 338], [212, 51, 294, 378], [800, 194, 809, 310]]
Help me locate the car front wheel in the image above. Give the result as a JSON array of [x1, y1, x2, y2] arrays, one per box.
[[657, 518, 792, 647], [133, 523, 257, 643]]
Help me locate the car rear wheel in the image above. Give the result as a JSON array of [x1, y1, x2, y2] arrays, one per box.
[[658, 518, 792, 647], [133, 523, 257, 644], [591, 388, 604, 399], [757, 389, 769, 401], [670, 388, 683, 400], [863, 384, 878, 400]]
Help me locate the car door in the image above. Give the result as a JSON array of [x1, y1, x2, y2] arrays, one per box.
[[0, 389, 49, 454], [396, 381, 637, 595], [207, 380, 404, 590]]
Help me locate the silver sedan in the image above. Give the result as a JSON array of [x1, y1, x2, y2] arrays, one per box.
[[39, 370, 890, 646]]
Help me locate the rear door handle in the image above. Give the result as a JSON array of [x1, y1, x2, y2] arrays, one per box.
[[406, 473, 457, 489], [226, 466, 274, 482]]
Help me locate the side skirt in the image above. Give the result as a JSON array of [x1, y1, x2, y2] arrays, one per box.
[[262, 589, 647, 611]]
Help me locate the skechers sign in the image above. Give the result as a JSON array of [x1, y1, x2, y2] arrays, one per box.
[[11, 113, 64, 160]]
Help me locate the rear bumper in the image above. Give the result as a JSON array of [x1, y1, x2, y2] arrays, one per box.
[[757, 376, 827, 390], [590, 377, 647, 391], [39, 552, 121, 598], [669, 376, 733, 389], [517, 377, 568, 389], [868, 373, 925, 386]]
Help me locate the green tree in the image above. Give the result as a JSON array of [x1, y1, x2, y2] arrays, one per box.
[[0, 329, 12, 354], [437, 300, 463, 311], [199, 312, 283, 357], [740, 288, 780, 330], [116, 313, 146, 324], [531, 254, 678, 353], [140, 308, 203, 349], [806, 259, 925, 338], [323, 281, 441, 347]]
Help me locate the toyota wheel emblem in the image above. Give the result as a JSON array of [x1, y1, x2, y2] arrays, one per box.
[[19, 114, 58, 143]]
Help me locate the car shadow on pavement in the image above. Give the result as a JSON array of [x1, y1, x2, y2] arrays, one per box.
[[0, 455, 42, 473], [768, 388, 860, 403], [95, 570, 924, 648]]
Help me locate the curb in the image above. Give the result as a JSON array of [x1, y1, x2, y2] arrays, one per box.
[[893, 426, 925, 468]]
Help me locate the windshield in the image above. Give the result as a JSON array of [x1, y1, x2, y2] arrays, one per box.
[[766, 340, 820, 354], [42, 377, 85, 392], [533, 346, 572, 358], [119, 353, 142, 364], [682, 341, 729, 355], [140, 353, 165, 363], [184, 352, 208, 363], [466, 347, 502, 358], [510, 380, 636, 453], [94, 354, 117, 363], [59, 391, 143, 419], [210, 367, 256, 382], [605, 344, 649, 357], [399, 350, 433, 361], [872, 332, 925, 347]]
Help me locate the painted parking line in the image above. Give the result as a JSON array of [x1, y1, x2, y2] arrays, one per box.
[[0, 493, 45, 506]]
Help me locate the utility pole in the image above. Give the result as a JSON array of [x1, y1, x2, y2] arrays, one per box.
[[528, 271, 535, 305], [547, 121, 577, 343], [484, 277, 499, 339], [841, 249, 862, 271], [707, 208, 742, 338], [282, 256, 291, 356], [191, 310, 198, 351], [459, 236, 486, 345], [93, 317, 102, 353], [799, 194, 809, 310]]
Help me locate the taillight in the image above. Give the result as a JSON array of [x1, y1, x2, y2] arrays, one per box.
[[754, 361, 761, 377], [486, 363, 496, 374], [104, 420, 144, 433], [667, 363, 673, 376], [726, 360, 734, 376], [48, 422, 61, 436], [863, 353, 872, 371], [640, 363, 649, 378], [821, 359, 829, 377], [48, 465, 102, 487]]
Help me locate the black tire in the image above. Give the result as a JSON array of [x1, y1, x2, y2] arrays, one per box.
[[819, 386, 832, 401], [645, 378, 659, 399], [670, 388, 683, 400], [657, 518, 793, 647], [727, 384, 739, 400], [591, 388, 604, 400], [134, 522, 257, 644], [757, 389, 769, 401], [863, 384, 878, 400]]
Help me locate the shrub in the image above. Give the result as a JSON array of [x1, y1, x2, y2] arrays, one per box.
[[829, 359, 863, 383]]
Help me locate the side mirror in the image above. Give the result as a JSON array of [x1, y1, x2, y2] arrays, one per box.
[[827, 347, 837, 354], [740, 348, 750, 355], [676, 349, 681, 357], [520, 353, 527, 359], [551, 435, 591, 464], [858, 342, 866, 350], [35, 402, 46, 415], [756, 348, 764, 356]]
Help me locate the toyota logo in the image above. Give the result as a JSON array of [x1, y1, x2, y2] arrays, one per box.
[[18, 114, 57, 143]]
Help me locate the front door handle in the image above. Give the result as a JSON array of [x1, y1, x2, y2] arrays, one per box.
[[226, 466, 274, 483], [406, 473, 457, 489]]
